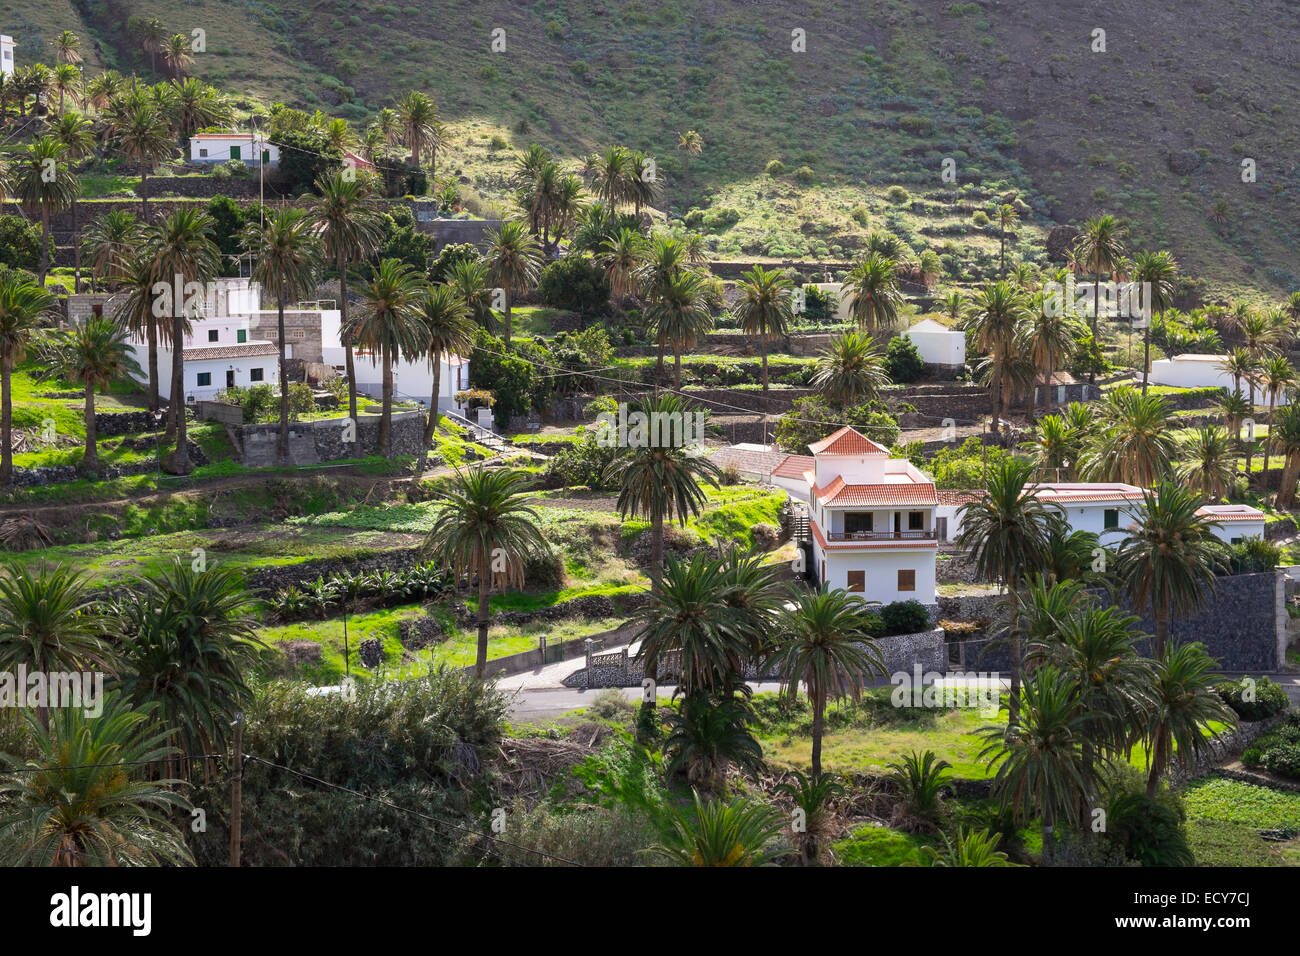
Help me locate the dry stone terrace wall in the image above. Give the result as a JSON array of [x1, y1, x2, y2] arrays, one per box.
[[235, 411, 425, 467]]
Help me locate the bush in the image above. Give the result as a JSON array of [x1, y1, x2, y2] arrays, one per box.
[[537, 255, 611, 314], [775, 397, 900, 455], [288, 382, 316, 419], [971, 210, 990, 226], [751, 523, 781, 550], [793, 165, 815, 184], [541, 436, 620, 490], [849, 205, 871, 228], [1216, 676, 1289, 721], [587, 688, 634, 720], [881, 600, 930, 636], [885, 185, 911, 205], [1225, 537, 1281, 575], [1105, 792, 1194, 866], [1261, 743, 1300, 779], [884, 335, 925, 384], [0, 215, 48, 271], [765, 159, 786, 176]]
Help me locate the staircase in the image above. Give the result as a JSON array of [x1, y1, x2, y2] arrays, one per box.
[[441, 409, 508, 454], [792, 505, 810, 543]]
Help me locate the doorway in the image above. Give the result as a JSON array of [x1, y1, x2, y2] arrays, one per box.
[[226, 369, 235, 388]]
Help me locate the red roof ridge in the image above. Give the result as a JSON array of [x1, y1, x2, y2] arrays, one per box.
[[807, 426, 890, 457]]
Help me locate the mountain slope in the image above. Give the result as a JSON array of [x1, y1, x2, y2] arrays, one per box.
[[7, 0, 1300, 296]]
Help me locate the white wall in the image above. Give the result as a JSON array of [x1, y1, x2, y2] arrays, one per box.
[[0, 37, 14, 78], [902, 324, 965, 365], [189, 137, 280, 166], [1211, 522, 1266, 545], [815, 546, 937, 605], [805, 283, 853, 322], [1149, 357, 1290, 405], [126, 341, 277, 401]]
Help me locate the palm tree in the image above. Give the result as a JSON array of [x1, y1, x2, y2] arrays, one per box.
[[112, 253, 165, 413], [448, 258, 497, 332], [648, 792, 784, 867], [414, 284, 474, 446], [309, 169, 385, 425], [591, 145, 633, 207], [424, 466, 549, 677], [1021, 305, 1079, 420], [979, 666, 1091, 860], [348, 258, 426, 455], [110, 98, 174, 221], [0, 275, 56, 485], [168, 78, 232, 141], [604, 393, 719, 598], [961, 281, 1032, 439], [52, 30, 83, 65], [1176, 426, 1236, 502], [810, 331, 889, 407], [1080, 386, 1176, 486], [599, 227, 643, 301], [1116, 481, 1225, 657], [242, 208, 321, 462], [1274, 403, 1300, 508], [1029, 413, 1076, 480], [1073, 214, 1128, 383], [51, 64, 81, 115], [627, 151, 660, 217], [1130, 250, 1178, 394], [483, 221, 541, 346], [0, 562, 112, 728], [83, 209, 143, 292], [0, 693, 193, 866], [152, 208, 220, 473], [137, 17, 168, 75], [648, 269, 713, 388], [397, 90, 439, 171], [995, 203, 1018, 276], [676, 129, 703, 206], [1143, 641, 1236, 796], [767, 587, 885, 779], [50, 112, 96, 293], [843, 252, 903, 334], [161, 33, 193, 78], [956, 457, 1056, 726], [37, 318, 142, 478], [116, 562, 261, 779], [734, 266, 793, 391], [85, 71, 125, 113], [10, 137, 80, 284]]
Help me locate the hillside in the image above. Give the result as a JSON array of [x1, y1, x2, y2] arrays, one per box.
[[9, 0, 1300, 297]]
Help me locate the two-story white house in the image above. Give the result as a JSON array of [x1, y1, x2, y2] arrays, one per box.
[[771, 426, 938, 605], [1, 35, 15, 77]]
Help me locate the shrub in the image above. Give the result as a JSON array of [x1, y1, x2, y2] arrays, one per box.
[[1105, 792, 1194, 866], [775, 397, 900, 454], [288, 382, 316, 419], [1261, 743, 1300, 779], [884, 335, 925, 384], [537, 255, 611, 314], [881, 600, 930, 636], [489, 134, 509, 150], [971, 209, 990, 226], [588, 688, 634, 720], [849, 205, 871, 228], [751, 523, 781, 550], [1225, 537, 1281, 575], [765, 159, 786, 176], [541, 436, 620, 490], [793, 165, 815, 184], [1216, 676, 1289, 721], [885, 185, 911, 205]]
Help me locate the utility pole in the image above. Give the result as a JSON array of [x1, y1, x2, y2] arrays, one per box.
[[229, 712, 243, 867]]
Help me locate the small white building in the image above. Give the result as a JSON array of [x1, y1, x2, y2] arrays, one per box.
[[902, 317, 965, 367], [771, 427, 938, 606], [804, 282, 853, 322], [1148, 353, 1287, 405], [189, 132, 280, 167], [1197, 505, 1267, 545], [319, 310, 470, 414], [1, 35, 15, 77]]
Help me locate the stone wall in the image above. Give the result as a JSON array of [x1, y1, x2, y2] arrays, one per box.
[[1168, 713, 1288, 787], [94, 411, 159, 436], [236, 410, 425, 467], [140, 176, 269, 199], [415, 217, 503, 253]]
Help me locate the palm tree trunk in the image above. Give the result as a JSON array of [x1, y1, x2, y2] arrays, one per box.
[[147, 317, 159, 413], [989, 363, 1002, 438], [338, 252, 358, 425], [674, 348, 682, 389], [1279, 452, 1300, 509], [140, 170, 149, 222], [39, 209, 51, 283], [0, 363, 12, 484], [1146, 719, 1167, 797], [1266, 394, 1277, 496], [1155, 603, 1169, 659], [651, 511, 665, 592], [656, 334, 666, 383], [164, 315, 192, 473], [276, 302, 289, 464], [378, 342, 393, 455], [1141, 323, 1152, 395], [760, 334, 769, 391], [81, 381, 98, 476], [72, 200, 81, 293], [474, 566, 489, 678], [1089, 275, 1100, 386], [503, 288, 512, 347], [424, 352, 442, 447], [811, 687, 825, 780]]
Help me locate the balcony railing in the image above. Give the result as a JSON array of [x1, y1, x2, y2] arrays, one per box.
[[826, 529, 937, 541]]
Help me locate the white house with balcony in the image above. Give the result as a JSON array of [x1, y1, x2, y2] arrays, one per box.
[[1, 36, 15, 77], [125, 278, 279, 402], [771, 426, 938, 605], [189, 132, 279, 167]]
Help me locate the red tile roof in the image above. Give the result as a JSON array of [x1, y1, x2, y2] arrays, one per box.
[[937, 489, 986, 506], [182, 343, 278, 359], [807, 426, 890, 457], [1197, 506, 1265, 522], [771, 454, 815, 479], [812, 477, 938, 506]]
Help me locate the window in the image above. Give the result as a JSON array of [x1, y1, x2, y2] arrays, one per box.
[[908, 511, 924, 531], [199, 147, 208, 158], [262, 149, 271, 165], [287, 328, 307, 340], [236, 329, 247, 343], [249, 368, 264, 382], [846, 570, 865, 592], [208, 329, 219, 342], [196, 372, 211, 387], [91, 303, 103, 318], [845, 512, 873, 534], [1103, 509, 1119, 530], [229, 144, 241, 161], [898, 569, 916, 592], [1231, 537, 1242, 545]]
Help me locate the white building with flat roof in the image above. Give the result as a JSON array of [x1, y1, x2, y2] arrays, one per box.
[[771, 426, 938, 605], [1149, 353, 1288, 404], [902, 318, 965, 367], [189, 132, 279, 167], [1, 36, 15, 77]]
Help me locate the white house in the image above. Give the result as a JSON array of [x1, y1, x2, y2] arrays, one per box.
[[804, 282, 853, 322], [319, 311, 470, 414], [1148, 353, 1289, 405], [189, 132, 280, 167], [902, 318, 965, 367], [1197, 505, 1268, 545], [1, 36, 15, 77], [771, 426, 938, 605]]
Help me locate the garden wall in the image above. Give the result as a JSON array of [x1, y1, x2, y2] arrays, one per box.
[[236, 410, 425, 467]]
